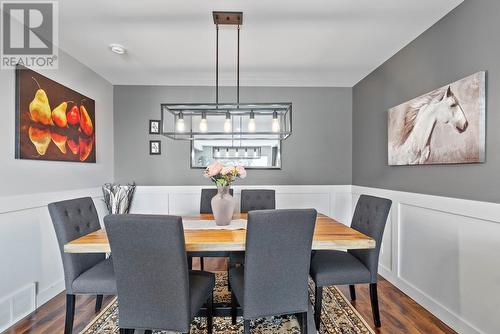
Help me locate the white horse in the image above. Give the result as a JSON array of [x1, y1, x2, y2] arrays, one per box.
[[391, 86, 468, 165]]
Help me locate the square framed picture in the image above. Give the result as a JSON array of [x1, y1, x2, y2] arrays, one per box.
[[149, 140, 161, 155], [149, 119, 160, 134]]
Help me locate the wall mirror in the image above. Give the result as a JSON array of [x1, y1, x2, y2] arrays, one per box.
[[191, 139, 281, 169]]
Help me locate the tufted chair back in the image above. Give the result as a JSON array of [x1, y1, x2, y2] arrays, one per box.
[[200, 188, 233, 214], [104, 214, 191, 332], [243, 209, 317, 319], [348, 195, 392, 282], [48, 197, 104, 294], [240, 189, 276, 213]]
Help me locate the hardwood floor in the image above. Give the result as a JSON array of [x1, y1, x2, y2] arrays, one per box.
[[336, 280, 455, 334], [5, 258, 456, 334]]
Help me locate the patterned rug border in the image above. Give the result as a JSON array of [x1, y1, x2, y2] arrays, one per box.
[[79, 274, 375, 334], [80, 296, 118, 334], [329, 286, 375, 334]]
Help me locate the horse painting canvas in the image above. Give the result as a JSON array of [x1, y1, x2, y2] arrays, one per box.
[[388, 72, 485, 166]]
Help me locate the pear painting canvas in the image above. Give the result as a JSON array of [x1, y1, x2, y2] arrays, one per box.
[[15, 66, 96, 163]]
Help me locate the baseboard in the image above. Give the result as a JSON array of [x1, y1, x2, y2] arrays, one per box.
[[36, 279, 65, 309]]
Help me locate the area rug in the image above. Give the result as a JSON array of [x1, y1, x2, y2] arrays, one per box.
[[80, 273, 374, 334]]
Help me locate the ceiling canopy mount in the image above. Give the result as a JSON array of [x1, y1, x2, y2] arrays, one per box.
[[212, 11, 243, 25]]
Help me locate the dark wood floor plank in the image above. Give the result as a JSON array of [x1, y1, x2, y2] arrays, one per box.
[[5, 258, 456, 334]]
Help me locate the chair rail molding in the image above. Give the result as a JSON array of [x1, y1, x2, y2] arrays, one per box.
[[352, 185, 500, 334]]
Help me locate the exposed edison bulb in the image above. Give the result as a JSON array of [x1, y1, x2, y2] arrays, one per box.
[[176, 113, 185, 132], [199, 118, 208, 132], [244, 149, 248, 157], [235, 149, 239, 157], [248, 111, 256, 132], [199, 113, 208, 132], [272, 111, 280, 133], [272, 118, 280, 132], [225, 148, 230, 157], [224, 112, 232, 133]]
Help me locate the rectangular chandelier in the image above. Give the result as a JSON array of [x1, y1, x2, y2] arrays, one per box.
[[160, 12, 293, 142], [161, 102, 292, 140]]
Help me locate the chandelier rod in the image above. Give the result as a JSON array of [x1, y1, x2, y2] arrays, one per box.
[[215, 20, 241, 107], [237, 24, 240, 105], [216, 24, 219, 106]]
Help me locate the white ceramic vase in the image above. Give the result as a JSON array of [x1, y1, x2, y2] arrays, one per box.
[[211, 185, 235, 226]]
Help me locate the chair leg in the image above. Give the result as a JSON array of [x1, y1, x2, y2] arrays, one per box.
[[64, 294, 75, 334], [144, 331, 152, 334], [188, 256, 193, 270], [119, 329, 134, 334], [231, 291, 237, 325], [95, 294, 103, 312], [200, 257, 204, 270], [369, 283, 381, 327], [206, 292, 213, 334], [349, 285, 356, 301], [314, 286, 322, 331], [300, 312, 308, 334], [244, 319, 251, 334]]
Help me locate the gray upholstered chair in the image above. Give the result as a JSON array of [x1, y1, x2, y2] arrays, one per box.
[[229, 189, 277, 267], [48, 197, 116, 334], [240, 189, 276, 213], [104, 214, 215, 334], [229, 209, 317, 334], [310, 195, 392, 329], [189, 188, 235, 271]]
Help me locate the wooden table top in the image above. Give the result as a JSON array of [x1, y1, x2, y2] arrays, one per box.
[[64, 213, 375, 253]]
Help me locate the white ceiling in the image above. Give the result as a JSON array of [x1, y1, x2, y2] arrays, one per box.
[[58, 0, 463, 87]]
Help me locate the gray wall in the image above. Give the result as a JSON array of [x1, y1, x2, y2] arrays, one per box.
[[114, 86, 352, 185], [0, 49, 114, 196], [352, 0, 500, 203]]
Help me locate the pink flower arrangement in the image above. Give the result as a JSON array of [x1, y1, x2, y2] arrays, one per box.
[[203, 162, 224, 177], [203, 162, 246, 186]]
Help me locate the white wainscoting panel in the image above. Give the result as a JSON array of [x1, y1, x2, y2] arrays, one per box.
[[379, 207, 393, 274], [169, 193, 202, 215], [130, 188, 169, 214], [352, 186, 500, 334], [276, 193, 330, 213], [129, 185, 352, 221], [330, 190, 353, 225]]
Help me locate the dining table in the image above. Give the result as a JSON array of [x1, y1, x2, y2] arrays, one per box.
[[63, 212, 375, 324], [64, 213, 375, 254]]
